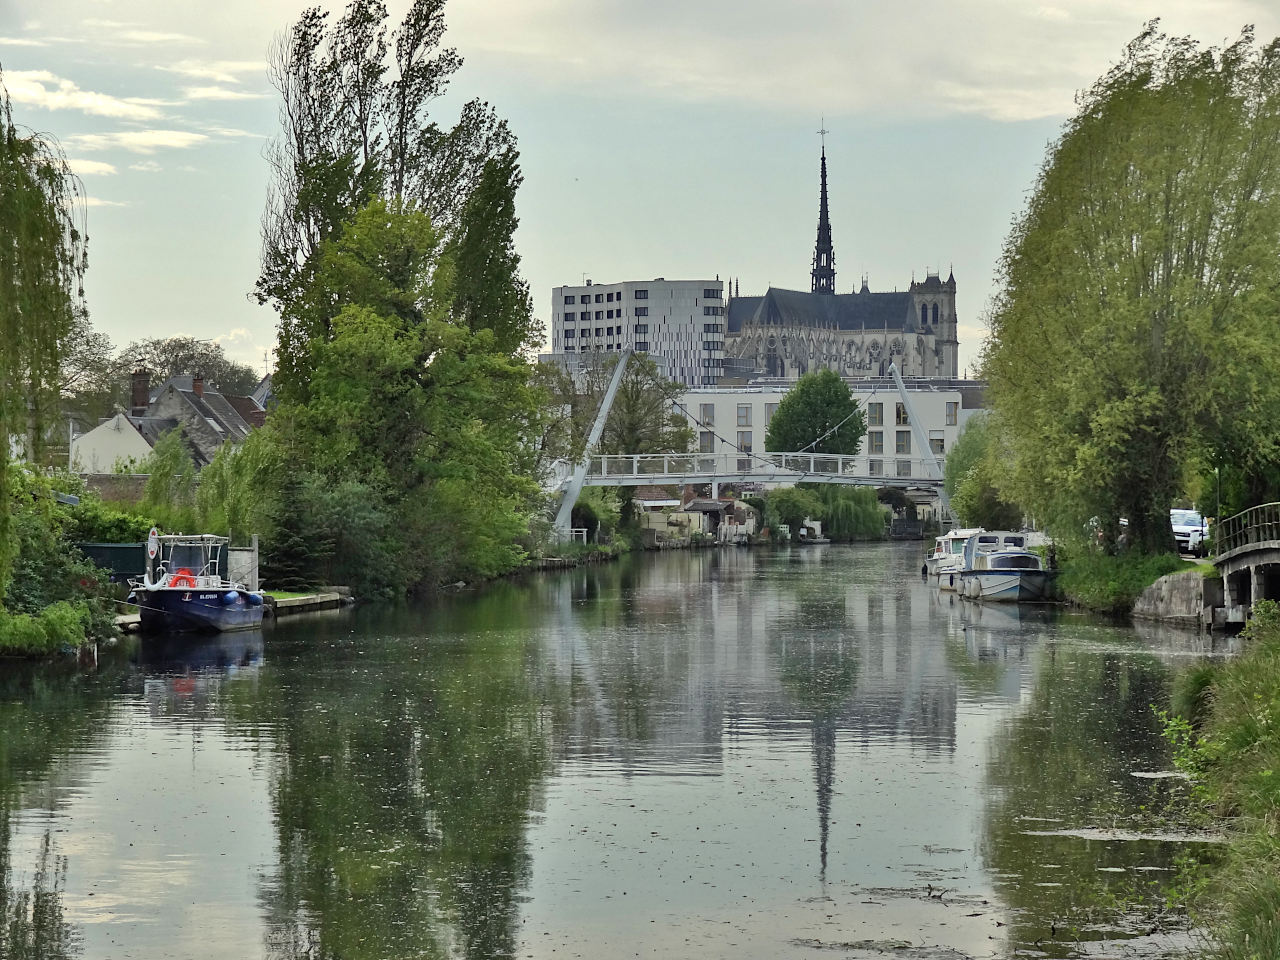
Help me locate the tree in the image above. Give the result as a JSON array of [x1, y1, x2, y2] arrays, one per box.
[[0, 73, 88, 592], [765, 369, 865, 455], [119, 336, 260, 396], [59, 313, 117, 425], [447, 147, 540, 356], [258, 0, 516, 394], [943, 415, 1023, 529], [764, 486, 824, 541], [579, 353, 694, 457], [982, 25, 1280, 553]]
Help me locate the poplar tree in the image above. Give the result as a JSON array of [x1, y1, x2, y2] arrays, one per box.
[[0, 73, 88, 591], [983, 25, 1280, 552]]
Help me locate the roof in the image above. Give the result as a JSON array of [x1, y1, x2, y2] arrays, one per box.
[[727, 287, 917, 334], [224, 394, 266, 429]]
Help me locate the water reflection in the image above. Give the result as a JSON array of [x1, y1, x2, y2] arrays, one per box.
[[0, 544, 1220, 959]]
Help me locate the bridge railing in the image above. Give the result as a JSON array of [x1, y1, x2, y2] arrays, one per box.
[[582, 452, 943, 481], [1215, 502, 1280, 556]]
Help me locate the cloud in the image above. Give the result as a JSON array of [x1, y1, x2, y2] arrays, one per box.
[[129, 160, 162, 172], [83, 197, 128, 207], [65, 129, 209, 154], [3, 69, 163, 120], [67, 157, 117, 176], [159, 59, 262, 85], [182, 85, 267, 101], [81, 19, 203, 46], [0, 36, 47, 46]]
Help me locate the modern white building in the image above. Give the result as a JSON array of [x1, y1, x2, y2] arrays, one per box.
[[676, 379, 985, 484], [550, 278, 726, 387]]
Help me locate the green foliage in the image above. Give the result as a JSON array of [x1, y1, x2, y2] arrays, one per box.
[[1164, 601, 1280, 957], [60, 494, 152, 544], [195, 431, 282, 544], [764, 486, 824, 541], [982, 26, 1280, 554], [137, 428, 197, 530], [943, 414, 1023, 529], [0, 73, 88, 592], [447, 147, 540, 355], [120, 336, 259, 396], [588, 353, 695, 457], [1057, 548, 1187, 613], [814, 486, 884, 541], [764, 369, 866, 454]]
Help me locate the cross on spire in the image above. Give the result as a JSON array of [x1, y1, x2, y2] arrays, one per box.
[[818, 117, 829, 154], [811, 123, 835, 295]]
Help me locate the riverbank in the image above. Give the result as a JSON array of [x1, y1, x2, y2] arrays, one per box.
[[1057, 549, 1193, 614], [1169, 599, 1280, 956]]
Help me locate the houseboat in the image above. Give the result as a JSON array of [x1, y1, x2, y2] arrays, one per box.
[[927, 527, 984, 590], [957, 531, 1055, 602], [128, 531, 264, 633]]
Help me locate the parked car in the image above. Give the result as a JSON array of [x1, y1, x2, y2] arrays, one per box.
[[1170, 509, 1208, 556]]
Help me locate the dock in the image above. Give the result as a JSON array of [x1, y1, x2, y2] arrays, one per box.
[[116, 591, 350, 632]]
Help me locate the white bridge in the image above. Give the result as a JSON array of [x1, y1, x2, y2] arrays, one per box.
[[574, 452, 943, 489], [550, 352, 951, 536]]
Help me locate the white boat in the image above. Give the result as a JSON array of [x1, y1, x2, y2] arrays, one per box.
[[926, 527, 984, 591], [957, 531, 1055, 602]]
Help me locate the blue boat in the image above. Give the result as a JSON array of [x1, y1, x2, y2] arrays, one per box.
[[128, 533, 264, 633]]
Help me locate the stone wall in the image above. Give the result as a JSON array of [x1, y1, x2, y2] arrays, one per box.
[[1132, 570, 1210, 627]]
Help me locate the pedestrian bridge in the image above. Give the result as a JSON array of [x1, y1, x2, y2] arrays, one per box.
[[569, 451, 944, 490], [1212, 502, 1280, 622]]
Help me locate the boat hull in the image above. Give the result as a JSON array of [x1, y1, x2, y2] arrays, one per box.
[[136, 588, 264, 633], [958, 570, 1054, 602]]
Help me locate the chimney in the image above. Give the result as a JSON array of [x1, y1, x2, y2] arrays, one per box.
[[192, 375, 204, 397], [130, 368, 150, 416]]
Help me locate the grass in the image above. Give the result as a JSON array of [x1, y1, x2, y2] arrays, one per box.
[[263, 589, 326, 600], [1167, 600, 1280, 957], [1057, 549, 1191, 613]]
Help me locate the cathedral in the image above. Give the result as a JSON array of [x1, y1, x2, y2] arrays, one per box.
[[725, 147, 960, 380]]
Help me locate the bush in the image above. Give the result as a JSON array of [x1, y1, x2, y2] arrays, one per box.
[[1056, 549, 1186, 613], [0, 602, 92, 656]]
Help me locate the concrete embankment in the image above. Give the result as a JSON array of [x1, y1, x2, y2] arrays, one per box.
[[1132, 570, 1224, 630]]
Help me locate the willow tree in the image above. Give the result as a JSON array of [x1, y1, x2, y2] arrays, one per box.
[[983, 25, 1280, 552], [0, 74, 88, 590]]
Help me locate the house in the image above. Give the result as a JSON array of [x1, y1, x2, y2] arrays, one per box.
[[70, 369, 264, 473]]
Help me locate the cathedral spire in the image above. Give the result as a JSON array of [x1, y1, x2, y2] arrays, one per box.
[[811, 128, 836, 295]]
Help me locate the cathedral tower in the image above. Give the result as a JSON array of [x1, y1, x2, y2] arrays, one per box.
[[811, 145, 836, 295]]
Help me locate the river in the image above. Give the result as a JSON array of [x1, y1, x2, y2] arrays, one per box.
[[0, 542, 1227, 959]]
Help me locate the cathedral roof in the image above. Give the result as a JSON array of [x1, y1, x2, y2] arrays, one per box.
[[727, 287, 919, 334]]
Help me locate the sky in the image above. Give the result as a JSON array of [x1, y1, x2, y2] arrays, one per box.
[[2, 0, 1278, 378]]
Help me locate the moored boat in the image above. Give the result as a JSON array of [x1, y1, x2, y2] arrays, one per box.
[[927, 527, 984, 590], [128, 531, 264, 633], [957, 530, 1054, 602]]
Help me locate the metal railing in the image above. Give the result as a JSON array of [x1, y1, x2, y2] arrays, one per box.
[[1214, 502, 1280, 556], [579, 451, 944, 486]]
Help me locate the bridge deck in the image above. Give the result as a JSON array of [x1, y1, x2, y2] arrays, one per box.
[[572, 452, 944, 489]]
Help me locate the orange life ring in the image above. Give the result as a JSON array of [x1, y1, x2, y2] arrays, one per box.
[[170, 567, 197, 588]]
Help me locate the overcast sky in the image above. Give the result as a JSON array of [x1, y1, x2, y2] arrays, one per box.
[[2, 0, 1277, 377]]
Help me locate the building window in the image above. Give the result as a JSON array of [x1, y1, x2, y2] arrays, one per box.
[[702, 305, 723, 316], [766, 402, 779, 425], [869, 459, 883, 476], [896, 403, 909, 426], [564, 295, 575, 305], [737, 430, 752, 453], [703, 341, 722, 351], [606, 310, 613, 319], [897, 460, 912, 477], [635, 341, 649, 352], [593, 293, 603, 303], [606, 326, 614, 335], [868, 431, 883, 454], [930, 437, 945, 455], [700, 431, 715, 453], [946, 401, 958, 426], [606, 292, 614, 302], [634, 324, 648, 334], [634, 289, 648, 299], [699, 402, 714, 425], [596, 327, 604, 336], [580, 327, 591, 338], [635, 306, 648, 317], [868, 402, 883, 426], [703, 288, 721, 299], [595, 311, 603, 320], [921, 304, 928, 325], [703, 323, 723, 333], [564, 329, 575, 339], [564, 311, 575, 322], [932, 303, 939, 323], [737, 404, 751, 427], [896, 431, 911, 455], [701, 376, 718, 385]]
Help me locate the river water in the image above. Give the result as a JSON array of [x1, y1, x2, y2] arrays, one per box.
[[1, 543, 1227, 960]]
